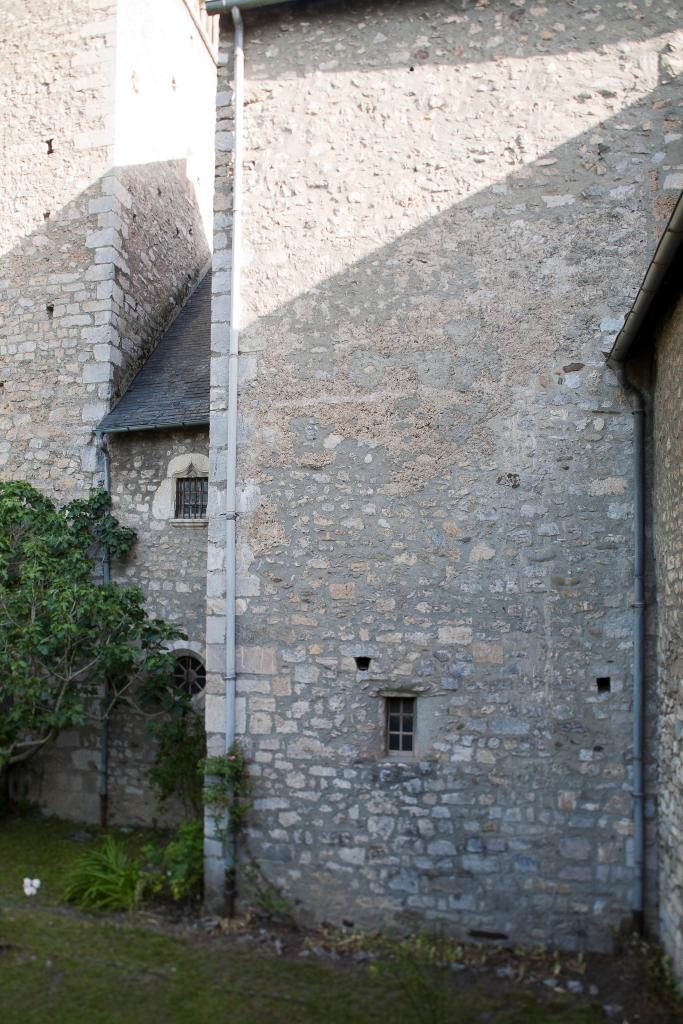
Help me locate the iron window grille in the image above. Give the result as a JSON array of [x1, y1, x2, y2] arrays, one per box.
[[173, 654, 206, 696], [386, 696, 415, 753], [175, 476, 208, 520]]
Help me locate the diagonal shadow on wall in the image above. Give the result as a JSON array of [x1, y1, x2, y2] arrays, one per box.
[[208, 2, 682, 940], [0, 158, 209, 499]]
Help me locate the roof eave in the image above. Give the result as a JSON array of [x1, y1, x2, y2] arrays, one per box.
[[99, 418, 210, 435], [205, 0, 300, 12], [607, 190, 683, 366]]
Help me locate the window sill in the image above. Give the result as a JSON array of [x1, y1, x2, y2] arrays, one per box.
[[170, 519, 208, 528], [381, 752, 419, 763]]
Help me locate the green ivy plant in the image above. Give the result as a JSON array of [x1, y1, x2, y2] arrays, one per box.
[[200, 740, 253, 840], [0, 481, 187, 768], [149, 715, 206, 818]]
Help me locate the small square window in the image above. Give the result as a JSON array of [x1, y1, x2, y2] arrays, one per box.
[[175, 477, 208, 520], [386, 697, 415, 754]]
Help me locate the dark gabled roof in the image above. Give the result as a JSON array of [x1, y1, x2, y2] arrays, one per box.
[[99, 272, 211, 434], [608, 190, 683, 365]]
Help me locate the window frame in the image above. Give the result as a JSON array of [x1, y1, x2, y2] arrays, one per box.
[[385, 695, 416, 756], [172, 653, 206, 697], [174, 475, 209, 521]]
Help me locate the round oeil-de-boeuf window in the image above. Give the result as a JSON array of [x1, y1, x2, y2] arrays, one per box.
[[173, 654, 206, 696]]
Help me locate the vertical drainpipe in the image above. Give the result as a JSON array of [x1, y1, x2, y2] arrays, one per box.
[[96, 430, 111, 828], [631, 385, 646, 935], [614, 367, 647, 933], [223, 4, 244, 914]]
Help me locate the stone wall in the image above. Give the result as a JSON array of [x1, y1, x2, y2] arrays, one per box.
[[0, 0, 215, 497], [11, 711, 185, 828], [3, 1, 216, 822], [108, 428, 210, 646], [206, 0, 683, 948], [653, 284, 683, 975], [0, 0, 117, 499]]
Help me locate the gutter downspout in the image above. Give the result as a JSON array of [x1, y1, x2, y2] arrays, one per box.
[[631, 381, 646, 936], [223, 4, 244, 915], [206, 0, 287, 11], [96, 430, 111, 828], [605, 193, 683, 933], [205, 0, 285, 919], [612, 365, 647, 934]]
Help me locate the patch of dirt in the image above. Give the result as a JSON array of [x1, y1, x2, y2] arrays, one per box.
[[14, 897, 683, 1022], [136, 910, 683, 1024]]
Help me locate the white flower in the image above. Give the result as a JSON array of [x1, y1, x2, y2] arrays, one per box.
[[22, 878, 41, 896]]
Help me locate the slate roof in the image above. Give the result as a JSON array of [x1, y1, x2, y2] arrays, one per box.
[[608, 189, 683, 365], [99, 272, 211, 433]]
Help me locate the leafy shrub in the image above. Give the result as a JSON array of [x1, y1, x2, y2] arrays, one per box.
[[63, 837, 143, 911], [0, 481, 186, 768], [142, 820, 203, 903]]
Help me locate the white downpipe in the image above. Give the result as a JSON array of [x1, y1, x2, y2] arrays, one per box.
[[225, 4, 243, 760], [221, 5, 243, 899]]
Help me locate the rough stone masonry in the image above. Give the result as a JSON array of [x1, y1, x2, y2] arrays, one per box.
[[1, 0, 216, 823], [652, 280, 683, 977], [205, 0, 683, 950]]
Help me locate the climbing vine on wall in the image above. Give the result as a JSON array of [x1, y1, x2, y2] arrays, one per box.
[[201, 741, 297, 921], [149, 714, 206, 817], [200, 740, 253, 840]]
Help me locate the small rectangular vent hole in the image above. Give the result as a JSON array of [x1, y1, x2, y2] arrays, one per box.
[[468, 930, 509, 942], [596, 677, 611, 694], [354, 656, 371, 671]]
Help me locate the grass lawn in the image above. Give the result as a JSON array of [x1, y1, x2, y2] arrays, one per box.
[[0, 814, 676, 1023]]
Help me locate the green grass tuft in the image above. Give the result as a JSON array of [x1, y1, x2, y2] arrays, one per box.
[[63, 837, 142, 912]]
